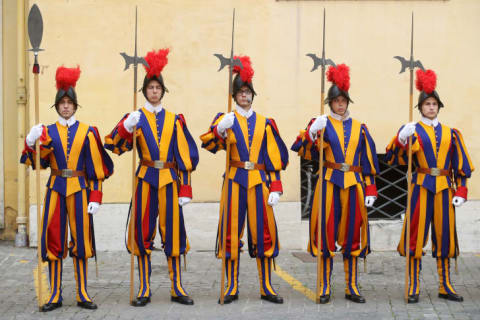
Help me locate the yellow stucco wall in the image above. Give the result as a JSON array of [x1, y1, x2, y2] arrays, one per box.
[[4, 0, 477, 214], [1, 0, 22, 240]]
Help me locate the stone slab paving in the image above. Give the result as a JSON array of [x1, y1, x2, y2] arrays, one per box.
[[0, 242, 479, 319]]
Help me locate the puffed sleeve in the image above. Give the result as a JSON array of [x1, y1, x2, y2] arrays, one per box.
[[385, 124, 421, 166], [291, 118, 329, 161], [104, 113, 133, 155], [20, 125, 53, 169], [85, 127, 114, 203], [360, 124, 380, 196], [173, 114, 199, 198], [200, 112, 228, 154], [264, 118, 289, 193], [451, 128, 474, 199]]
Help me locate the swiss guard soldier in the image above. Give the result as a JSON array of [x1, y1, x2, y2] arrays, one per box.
[[200, 56, 289, 304], [21, 66, 114, 311], [104, 49, 199, 306], [291, 64, 380, 304], [386, 69, 474, 303]]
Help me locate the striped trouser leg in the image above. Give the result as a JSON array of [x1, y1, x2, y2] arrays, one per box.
[[46, 259, 63, 303], [437, 258, 457, 295], [408, 257, 422, 296], [320, 256, 333, 296], [168, 256, 188, 297], [224, 258, 240, 296], [344, 256, 361, 296], [72, 257, 92, 302], [256, 257, 277, 296], [137, 254, 152, 298]]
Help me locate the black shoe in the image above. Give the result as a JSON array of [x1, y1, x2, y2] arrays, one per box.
[[77, 301, 97, 310], [218, 293, 239, 304], [318, 294, 330, 304], [408, 294, 419, 304], [40, 302, 62, 312], [439, 292, 464, 302], [261, 294, 284, 304], [345, 294, 366, 303], [171, 296, 194, 305], [131, 297, 151, 307]]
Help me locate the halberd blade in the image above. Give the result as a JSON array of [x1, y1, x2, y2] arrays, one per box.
[[28, 4, 43, 51]]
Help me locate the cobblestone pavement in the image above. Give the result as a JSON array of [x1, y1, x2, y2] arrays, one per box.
[[1, 242, 479, 319]]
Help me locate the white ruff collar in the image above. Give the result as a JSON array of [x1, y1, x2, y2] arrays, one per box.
[[58, 115, 76, 127], [235, 104, 254, 119], [330, 110, 350, 122], [144, 101, 163, 114], [420, 116, 439, 127]]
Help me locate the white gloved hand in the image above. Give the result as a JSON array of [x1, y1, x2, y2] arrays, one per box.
[[365, 196, 377, 208], [26, 124, 44, 147], [267, 192, 281, 207], [398, 122, 416, 145], [452, 196, 465, 207], [178, 197, 192, 207], [88, 202, 100, 215], [309, 115, 328, 141], [216, 112, 235, 137], [124, 111, 141, 133]]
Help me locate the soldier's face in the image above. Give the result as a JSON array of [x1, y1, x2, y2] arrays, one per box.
[[146, 80, 163, 105], [330, 96, 348, 116], [235, 86, 253, 109], [420, 97, 439, 120], [57, 96, 76, 119]]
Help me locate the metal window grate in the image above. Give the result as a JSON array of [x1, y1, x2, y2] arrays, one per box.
[[300, 154, 407, 220], [369, 154, 407, 220]]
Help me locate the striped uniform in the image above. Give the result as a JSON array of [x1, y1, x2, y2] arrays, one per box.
[[386, 121, 474, 296], [200, 110, 289, 297], [20, 121, 113, 303], [105, 107, 198, 298], [291, 115, 379, 296]]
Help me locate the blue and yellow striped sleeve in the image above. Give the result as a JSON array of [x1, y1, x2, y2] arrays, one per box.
[[200, 112, 227, 154], [104, 113, 133, 155], [360, 124, 380, 196], [385, 125, 420, 166], [20, 125, 53, 169], [264, 119, 289, 193], [291, 118, 328, 161], [174, 114, 199, 198], [85, 127, 114, 203], [451, 128, 474, 199]]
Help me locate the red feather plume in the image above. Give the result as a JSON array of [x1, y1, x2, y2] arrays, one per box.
[[233, 55, 254, 83], [326, 64, 350, 92], [55, 66, 81, 91], [144, 48, 170, 78], [415, 69, 437, 94]]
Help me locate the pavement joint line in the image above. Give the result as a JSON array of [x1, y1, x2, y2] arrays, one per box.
[[0, 256, 9, 266], [273, 264, 316, 302]]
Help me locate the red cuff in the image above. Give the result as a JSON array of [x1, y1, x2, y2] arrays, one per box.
[[39, 126, 47, 143], [395, 135, 408, 150], [305, 124, 316, 144], [24, 139, 35, 153], [89, 190, 103, 204], [213, 126, 226, 142], [365, 184, 378, 197], [269, 180, 283, 193], [117, 122, 133, 142], [454, 186, 468, 200], [179, 185, 192, 198]]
